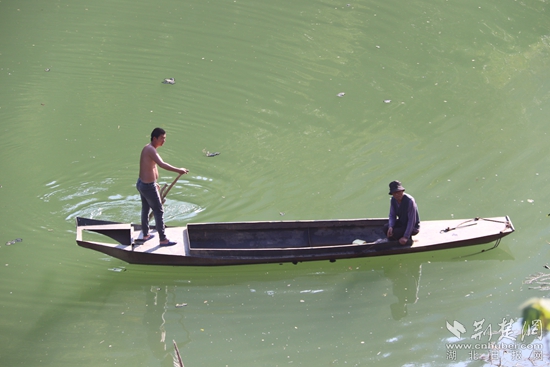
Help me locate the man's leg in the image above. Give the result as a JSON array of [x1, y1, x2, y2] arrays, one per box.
[[390, 226, 406, 240], [137, 180, 166, 241], [139, 192, 151, 236], [150, 201, 166, 242], [137, 180, 151, 236]]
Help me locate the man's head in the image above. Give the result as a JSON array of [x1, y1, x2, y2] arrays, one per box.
[[150, 127, 167, 148], [388, 180, 405, 195], [151, 127, 166, 141]]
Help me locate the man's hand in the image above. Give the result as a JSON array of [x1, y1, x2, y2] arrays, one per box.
[[399, 237, 408, 245], [387, 227, 393, 238], [178, 168, 189, 175]]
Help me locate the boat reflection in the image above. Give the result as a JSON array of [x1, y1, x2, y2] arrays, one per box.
[[379, 243, 514, 321], [384, 261, 421, 320], [140, 241, 515, 364]]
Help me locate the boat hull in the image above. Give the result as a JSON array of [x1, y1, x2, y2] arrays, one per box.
[[75, 216, 514, 266]]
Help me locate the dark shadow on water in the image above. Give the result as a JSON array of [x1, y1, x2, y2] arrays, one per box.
[[336, 242, 514, 321], [390, 243, 514, 320], [384, 259, 422, 320], [16, 242, 514, 365]]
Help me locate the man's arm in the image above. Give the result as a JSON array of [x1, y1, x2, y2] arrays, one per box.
[[149, 147, 188, 175], [387, 200, 396, 237], [403, 197, 417, 239], [388, 200, 396, 228]]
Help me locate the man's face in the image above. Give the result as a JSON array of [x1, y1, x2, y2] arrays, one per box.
[[392, 190, 404, 201], [153, 134, 166, 147]]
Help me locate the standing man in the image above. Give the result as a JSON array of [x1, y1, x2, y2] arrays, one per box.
[[136, 128, 188, 246], [385, 180, 420, 245]]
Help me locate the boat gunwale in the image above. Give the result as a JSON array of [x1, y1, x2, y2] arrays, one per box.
[[75, 216, 515, 266]]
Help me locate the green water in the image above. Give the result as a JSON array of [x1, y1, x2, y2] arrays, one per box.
[[1, 0, 550, 365]]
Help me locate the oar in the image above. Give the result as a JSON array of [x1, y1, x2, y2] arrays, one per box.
[[148, 173, 183, 221], [161, 173, 183, 202], [159, 183, 168, 198]]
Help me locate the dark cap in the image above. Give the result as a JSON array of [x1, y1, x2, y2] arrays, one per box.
[[389, 180, 405, 195]]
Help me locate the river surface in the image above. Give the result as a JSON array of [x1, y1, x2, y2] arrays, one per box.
[[1, 0, 550, 366]]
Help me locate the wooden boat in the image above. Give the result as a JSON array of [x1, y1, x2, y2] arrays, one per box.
[[75, 216, 514, 266]]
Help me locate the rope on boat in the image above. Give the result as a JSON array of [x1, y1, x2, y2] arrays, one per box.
[[482, 218, 512, 251], [440, 217, 511, 234], [482, 237, 502, 252], [440, 217, 481, 233], [444, 217, 513, 255]]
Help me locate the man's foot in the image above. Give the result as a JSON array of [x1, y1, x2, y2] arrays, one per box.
[[159, 239, 177, 247], [136, 234, 155, 242]]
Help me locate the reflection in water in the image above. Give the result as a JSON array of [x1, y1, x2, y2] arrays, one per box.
[[372, 245, 514, 321], [384, 261, 422, 321], [146, 285, 191, 360], [140, 250, 514, 366]]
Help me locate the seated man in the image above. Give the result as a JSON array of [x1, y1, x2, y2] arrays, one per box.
[[384, 180, 420, 245]]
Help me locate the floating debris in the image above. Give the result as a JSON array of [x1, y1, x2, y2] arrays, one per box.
[[383, 99, 391, 104], [202, 149, 220, 157], [279, 212, 285, 216], [162, 78, 175, 84], [300, 289, 324, 294], [108, 267, 126, 272], [44, 68, 50, 72], [524, 272, 550, 291], [337, 92, 345, 97], [5, 238, 22, 246], [175, 303, 187, 308]]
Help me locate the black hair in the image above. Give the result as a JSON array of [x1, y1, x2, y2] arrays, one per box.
[[151, 127, 166, 141]]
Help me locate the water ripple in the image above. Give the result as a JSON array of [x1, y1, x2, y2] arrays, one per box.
[[40, 178, 209, 224]]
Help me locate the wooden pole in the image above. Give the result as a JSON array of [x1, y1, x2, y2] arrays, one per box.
[[173, 340, 184, 367], [148, 173, 183, 221], [159, 183, 168, 198], [161, 173, 183, 203]]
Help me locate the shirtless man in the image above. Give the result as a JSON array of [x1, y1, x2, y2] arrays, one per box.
[[136, 128, 188, 246]]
